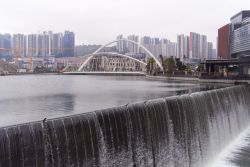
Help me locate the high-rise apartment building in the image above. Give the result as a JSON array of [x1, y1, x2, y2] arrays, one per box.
[[184, 36, 189, 60], [161, 39, 177, 58], [36, 32, 51, 57], [0, 30, 75, 58], [141, 36, 151, 45], [177, 34, 189, 62], [13, 34, 26, 58], [150, 38, 161, 57], [141, 36, 177, 58], [189, 32, 200, 60], [51, 33, 63, 57], [116, 35, 127, 53], [177, 35, 184, 59], [189, 32, 209, 62], [27, 34, 38, 57], [140, 36, 152, 55], [200, 35, 207, 60], [63, 31, 75, 57], [127, 35, 139, 53], [0, 34, 12, 56], [207, 42, 214, 60]]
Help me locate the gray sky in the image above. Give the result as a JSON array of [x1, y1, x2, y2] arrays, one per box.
[[0, 0, 249, 45]]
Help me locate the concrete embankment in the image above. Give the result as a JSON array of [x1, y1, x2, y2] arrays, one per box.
[[63, 71, 146, 76], [146, 75, 250, 84]]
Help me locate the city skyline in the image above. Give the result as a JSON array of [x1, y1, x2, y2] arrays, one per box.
[[0, 0, 249, 45], [1, 32, 216, 61], [0, 30, 75, 57]]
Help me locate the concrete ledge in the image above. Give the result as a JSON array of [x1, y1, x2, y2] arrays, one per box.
[[146, 75, 250, 84], [63, 71, 146, 76], [145, 75, 199, 82]]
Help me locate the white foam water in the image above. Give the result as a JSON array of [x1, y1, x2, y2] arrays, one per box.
[[208, 126, 250, 167]]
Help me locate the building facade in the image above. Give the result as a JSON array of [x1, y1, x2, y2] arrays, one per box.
[[63, 31, 75, 57], [13, 34, 26, 58], [0, 34, 12, 57], [177, 34, 189, 62], [231, 20, 250, 57], [189, 32, 200, 60], [218, 24, 231, 59], [116, 35, 127, 53], [189, 32, 212, 63], [51, 33, 63, 57], [200, 35, 207, 60], [27, 34, 38, 57], [86, 55, 145, 72], [218, 10, 250, 59], [140, 36, 177, 58], [39, 32, 50, 57], [127, 35, 139, 53]]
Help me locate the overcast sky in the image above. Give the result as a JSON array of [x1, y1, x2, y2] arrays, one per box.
[[0, 0, 249, 45]]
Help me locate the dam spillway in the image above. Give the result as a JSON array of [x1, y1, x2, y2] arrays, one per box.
[[0, 85, 250, 167]]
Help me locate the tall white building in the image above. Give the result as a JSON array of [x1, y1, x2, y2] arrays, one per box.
[[140, 36, 177, 58], [177, 34, 189, 62], [150, 38, 161, 57], [140, 36, 152, 54], [189, 32, 210, 61], [189, 32, 200, 60], [207, 42, 213, 60], [116, 35, 127, 53], [127, 35, 139, 53], [200, 35, 207, 60], [161, 39, 177, 58]]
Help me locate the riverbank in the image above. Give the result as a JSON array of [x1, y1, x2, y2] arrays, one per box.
[[0, 72, 59, 76], [63, 71, 146, 76], [146, 75, 250, 84]]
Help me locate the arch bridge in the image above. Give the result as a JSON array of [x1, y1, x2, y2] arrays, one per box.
[[77, 38, 163, 72]]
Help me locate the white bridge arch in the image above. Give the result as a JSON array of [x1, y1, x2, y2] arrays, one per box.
[[77, 38, 163, 72]]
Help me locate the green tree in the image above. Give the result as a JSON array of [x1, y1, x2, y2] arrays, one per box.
[[196, 64, 205, 72], [175, 58, 186, 71], [146, 57, 156, 75], [163, 56, 176, 76]]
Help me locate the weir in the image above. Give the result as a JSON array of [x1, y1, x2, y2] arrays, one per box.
[[0, 85, 250, 167]]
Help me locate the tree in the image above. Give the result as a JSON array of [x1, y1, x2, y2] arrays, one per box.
[[159, 54, 165, 74], [196, 64, 205, 72], [163, 57, 176, 76], [175, 58, 186, 71], [146, 57, 156, 75]]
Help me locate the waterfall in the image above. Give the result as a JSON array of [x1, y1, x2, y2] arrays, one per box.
[[0, 85, 249, 167]]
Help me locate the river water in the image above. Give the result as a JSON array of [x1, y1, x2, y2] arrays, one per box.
[[1, 75, 250, 167], [0, 74, 227, 127]]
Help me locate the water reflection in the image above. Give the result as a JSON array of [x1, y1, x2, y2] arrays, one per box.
[[0, 93, 75, 126], [0, 93, 75, 113]]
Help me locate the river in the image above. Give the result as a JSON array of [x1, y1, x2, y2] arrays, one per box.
[[0, 74, 227, 127]]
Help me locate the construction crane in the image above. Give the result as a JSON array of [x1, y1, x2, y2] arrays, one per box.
[[14, 47, 20, 65]]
